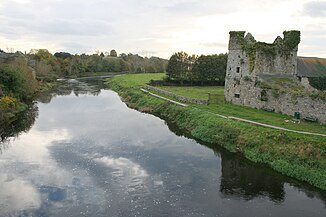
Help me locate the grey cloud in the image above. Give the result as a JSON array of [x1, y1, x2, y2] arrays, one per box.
[[36, 19, 113, 36], [1, 17, 112, 37], [136, 50, 159, 57], [199, 42, 227, 48], [303, 1, 326, 17], [162, 0, 236, 16], [0, 0, 115, 37], [59, 42, 92, 54], [0, 0, 325, 58]]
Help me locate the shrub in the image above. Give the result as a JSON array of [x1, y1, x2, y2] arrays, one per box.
[[308, 77, 326, 91]]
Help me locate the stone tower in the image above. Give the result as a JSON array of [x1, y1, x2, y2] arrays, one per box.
[[224, 30, 300, 105]]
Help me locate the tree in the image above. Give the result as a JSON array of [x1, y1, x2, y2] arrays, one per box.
[[110, 49, 118, 57], [35, 60, 55, 81], [54, 52, 72, 59], [166, 51, 194, 83], [33, 49, 62, 78], [0, 59, 37, 101], [192, 54, 227, 85], [35, 49, 55, 62]]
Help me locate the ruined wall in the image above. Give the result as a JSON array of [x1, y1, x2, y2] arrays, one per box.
[[225, 30, 326, 124], [300, 77, 317, 91], [226, 31, 299, 78], [225, 77, 326, 123], [254, 48, 297, 75]]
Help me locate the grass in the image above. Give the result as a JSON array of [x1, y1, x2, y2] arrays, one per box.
[[159, 86, 224, 100], [152, 84, 326, 135], [110, 73, 165, 88], [195, 104, 326, 134], [106, 74, 326, 190]]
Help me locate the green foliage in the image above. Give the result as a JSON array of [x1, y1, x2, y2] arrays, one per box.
[[243, 76, 252, 82], [308, 76, 326, 90], [166, 51, 195, 82], [283, 30, 301, 50], [167, 52, 227, 85], [110, 49, 118, 57], [256, 77, 310, 100], [1, 103, 38, 142], [26, 50, 168, 79], [192, 54, 227, 85], [260, 89, 268, 101], [241, 43, 257, 72], [54, 52, 72, 59], [159, 86, 224, 100], [256, 42, 277, 57], [309, 90, 326, 101], [34, 49, 56, 63], [0, 96, 27, 133], [229, 31, 245, 41], [0, 62, 37, 101]]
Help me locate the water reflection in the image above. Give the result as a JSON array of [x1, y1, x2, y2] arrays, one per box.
[[0, 173, 41, 215], [0, 103, 38, 145], [220, 155, 285, 202], [167, 122, 326, 205], [0, 77, 325, 217], [1, 77, 106, 145], [37, 78, 106, 105]]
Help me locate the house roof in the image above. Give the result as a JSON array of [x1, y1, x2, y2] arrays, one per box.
[[297, 57, 326, 77]]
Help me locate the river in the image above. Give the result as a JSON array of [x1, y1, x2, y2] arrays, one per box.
[[0, 76, 325, 217]]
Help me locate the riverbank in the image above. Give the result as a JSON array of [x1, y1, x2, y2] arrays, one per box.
[[106, 73, 326, 190]]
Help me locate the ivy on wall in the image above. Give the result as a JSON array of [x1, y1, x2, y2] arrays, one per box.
[[229, 30, 301, 72]]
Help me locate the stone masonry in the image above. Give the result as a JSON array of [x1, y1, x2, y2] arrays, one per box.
[[224, 31, 326, 124]]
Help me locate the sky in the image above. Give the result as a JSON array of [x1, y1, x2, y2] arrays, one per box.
[[0, 0, 325, 58]]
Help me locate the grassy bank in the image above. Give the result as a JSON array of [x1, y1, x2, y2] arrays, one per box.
[[106, 73, 326, 190], [158, 86, 326, 134]]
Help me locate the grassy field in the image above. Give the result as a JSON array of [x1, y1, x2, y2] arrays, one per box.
[[159, 86, 224, 100], [106, 73, 326, 190], [154, 83, 326, 135], [108, 73, 164, 88]]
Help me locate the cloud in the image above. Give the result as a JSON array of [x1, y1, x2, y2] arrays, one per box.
[[199, 42, 227, 48], [0, 174, 41, 215], [303, 1, 326, 17], [36, 19, 112, 36], [162, 0, 236, 16], [59, 42, 92, 54], [0, 0, 325, 58], [94, 156, 148, 178]]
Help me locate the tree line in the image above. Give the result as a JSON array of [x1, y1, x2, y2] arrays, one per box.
[[28, 49, 168, 81], [166, 51, 227, 85]]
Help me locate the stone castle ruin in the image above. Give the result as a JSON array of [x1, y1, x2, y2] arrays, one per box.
[[224, 31, 326, 124]]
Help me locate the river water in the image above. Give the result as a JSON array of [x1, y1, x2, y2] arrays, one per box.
[[0, 77, 325, 217]]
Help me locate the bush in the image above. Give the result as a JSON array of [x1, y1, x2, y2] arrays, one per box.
[[308, 77, 326, 90], [0, 61, 37, 101]]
